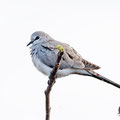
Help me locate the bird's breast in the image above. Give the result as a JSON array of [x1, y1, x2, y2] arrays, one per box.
[[32, 55, 52, 76]]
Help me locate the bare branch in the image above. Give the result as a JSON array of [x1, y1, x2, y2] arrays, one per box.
[[44, 50, 64, 120]]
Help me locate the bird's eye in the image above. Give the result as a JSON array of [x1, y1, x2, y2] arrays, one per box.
[[35, 36, 40, 40]]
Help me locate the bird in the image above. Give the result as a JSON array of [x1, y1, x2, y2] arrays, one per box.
[[27, 31, 120, 89]]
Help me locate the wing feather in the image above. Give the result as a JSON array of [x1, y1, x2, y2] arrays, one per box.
[[38, 39, 99, 70]]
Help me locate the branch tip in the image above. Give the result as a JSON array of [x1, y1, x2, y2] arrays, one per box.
[[56, 45, 64, 53]]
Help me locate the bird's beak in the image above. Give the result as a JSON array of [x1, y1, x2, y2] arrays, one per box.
[[27, 40, 34, 46]]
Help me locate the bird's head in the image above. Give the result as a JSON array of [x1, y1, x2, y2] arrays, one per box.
[[27, 31, 52, 46]]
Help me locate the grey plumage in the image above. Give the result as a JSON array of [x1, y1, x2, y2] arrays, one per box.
[[27, 31, 120, 89]]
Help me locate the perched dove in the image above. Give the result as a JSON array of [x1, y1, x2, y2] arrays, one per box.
[[27, 31, 120, 89]]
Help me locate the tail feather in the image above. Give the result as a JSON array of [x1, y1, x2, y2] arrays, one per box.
[[87, 70, 120, 89], [82, 59, 100, 70]]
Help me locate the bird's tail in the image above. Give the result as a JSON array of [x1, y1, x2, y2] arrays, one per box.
[[86, 70, 120, 89]]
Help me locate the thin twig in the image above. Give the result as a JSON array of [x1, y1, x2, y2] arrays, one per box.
[[44, 51, 64, 120]]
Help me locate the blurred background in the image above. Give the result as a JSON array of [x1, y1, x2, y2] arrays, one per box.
[[0, 0, 120, 120]]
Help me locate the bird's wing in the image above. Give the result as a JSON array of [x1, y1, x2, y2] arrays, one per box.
[[61, 43, 100, 70], [37, 41, 72, 69], [39, 40, 100, 70], [62, 43, 85, 69], [38, 40, 85, 69]]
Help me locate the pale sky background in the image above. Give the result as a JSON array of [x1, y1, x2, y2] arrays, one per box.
[[0, 0, 120, 120]]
